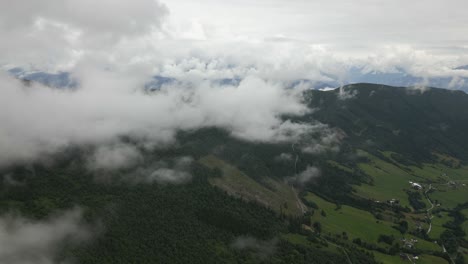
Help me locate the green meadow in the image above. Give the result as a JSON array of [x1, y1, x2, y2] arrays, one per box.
[[354, 151, 423, 208], [430, 186, 468, 209], [304, 192, 440, 252], [462, 209, 468, 241], [430, 212, 450, 240], [354, 150, 468, 211], [373, 251, 448, 264]]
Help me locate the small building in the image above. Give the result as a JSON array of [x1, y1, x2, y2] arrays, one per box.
[[409, 181, 422, 190]]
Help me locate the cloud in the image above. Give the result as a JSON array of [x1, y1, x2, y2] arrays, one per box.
[[287, 166, 321, 186], [1, 0, 467, 80], [0, 0, 168, 67], [0, 71, 317, 167], [0, 208, 92, 264], [86, 143, 143, 171], [166, 0, 468, 49], [231, 236, 277, 258], [136, 156, 193, 184], [1, 0, 465, 169], [300, 125, 343, 155], [3, 174, 25, 187], [274, 153, 293, 162]]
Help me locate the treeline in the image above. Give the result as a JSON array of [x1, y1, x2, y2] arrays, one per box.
[[0, 152, 368, 263]]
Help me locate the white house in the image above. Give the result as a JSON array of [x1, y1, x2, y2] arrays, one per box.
[[409, 181, 422, 190]]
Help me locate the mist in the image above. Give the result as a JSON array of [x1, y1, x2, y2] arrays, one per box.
[[0, 70, 316, 167], [0, 208, 92, 264]]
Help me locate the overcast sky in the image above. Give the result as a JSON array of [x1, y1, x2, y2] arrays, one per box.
[[1, 0, 468, 72], [167, 0, 468, 50], [0, 0, 467, 167]]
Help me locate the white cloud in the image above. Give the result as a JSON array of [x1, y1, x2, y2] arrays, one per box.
[[166, 0, 468, 49], [0, 0, 168, 69], [0, 208, 91, 264], [300, 125, 343, 155], [1, 0, 467, 79], [231, 236, 277, 258], [87, 143, 143, 171], [274, 153, 293, 162], [138, 156, 193, 184], [0, 70, 317, 166], [0, 0, 466, 168], [287, 166, 321, 186]]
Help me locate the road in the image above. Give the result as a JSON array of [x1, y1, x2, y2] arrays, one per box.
[[290, 142, 352, 263], [424, 184, 434, 235], [291, 143, 306, 214], [442, 245, 456, 264]]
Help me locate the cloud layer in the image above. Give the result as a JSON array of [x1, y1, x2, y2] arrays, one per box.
[[0, 0, 467, 167], [0, 70, 315, 166], [0, 208, 91, 264]]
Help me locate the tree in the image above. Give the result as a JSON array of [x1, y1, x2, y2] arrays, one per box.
[[313, 221, 322, 233]]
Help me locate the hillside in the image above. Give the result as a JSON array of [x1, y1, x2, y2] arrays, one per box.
[[306, 84, 468, 162], [1, 83, 467, 263]]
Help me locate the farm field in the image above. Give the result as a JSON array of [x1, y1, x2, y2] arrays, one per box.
[[462, 209, 468, 241], [354, 151, 426, 208], [354, 150, 468, 211], [304, 192, 441, 252], [373, 251, 448, 264], [430, 186, 468, 209], [430, 212, 450, 240], [305, 192, 400, 243]]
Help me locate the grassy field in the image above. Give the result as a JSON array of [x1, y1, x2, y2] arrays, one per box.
[[354, 150, 468, 212], [462, 209, 468, 241], [373, 251, 448, 264], [430, 186, 468, 209], [354, 151, 425, 208], [305, 192, 400, 243], [281, 233, 341, 254], [326, 160, 354, 173], [304, 192, 440, 252], [430, 212, 450, 240], [199, 155, 302, 216]]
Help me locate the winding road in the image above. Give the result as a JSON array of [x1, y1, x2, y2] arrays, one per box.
[[290, 142, 352, 263], [424, 184, 434, 235], [291, 143, 307, 214]]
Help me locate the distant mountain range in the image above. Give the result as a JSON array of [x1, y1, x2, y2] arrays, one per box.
[[346, 66, 468, 91], [7, 65, 468, 92]]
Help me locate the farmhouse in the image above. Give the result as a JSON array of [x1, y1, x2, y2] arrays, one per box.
[[387, 198, 400, 206], [409, 181, 422, 190]]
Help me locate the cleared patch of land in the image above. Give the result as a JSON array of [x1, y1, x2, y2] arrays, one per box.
[[199, 155, 302, 216]]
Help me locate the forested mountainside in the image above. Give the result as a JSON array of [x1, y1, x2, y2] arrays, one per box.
[[1, 83, 467, 264]]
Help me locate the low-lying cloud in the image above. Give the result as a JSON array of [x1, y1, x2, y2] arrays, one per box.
[[0, 208, 92, 264], [231, 236, 278, 259], [274, 153, 293, 162], [87, 143, 143, 171], [300, 125, 344, 155], [287, 166, 321, 186], [145, 156, 193, 184], [0, 71, 315, 167], [128, 156, 193, 184]]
